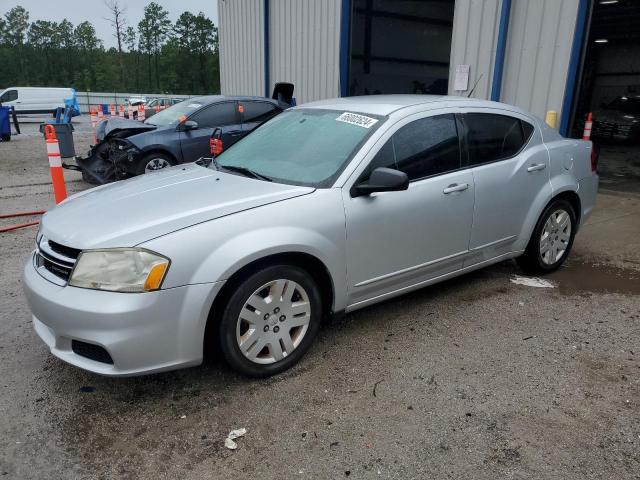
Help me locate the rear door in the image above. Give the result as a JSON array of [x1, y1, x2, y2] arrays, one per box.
[[240, 101, 281, 133], [179, 101, 241, 162], [460, 110, 550, 265]]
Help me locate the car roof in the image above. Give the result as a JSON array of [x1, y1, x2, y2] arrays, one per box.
[[300, 95, 529, 117], [189, 95, 280, 105]]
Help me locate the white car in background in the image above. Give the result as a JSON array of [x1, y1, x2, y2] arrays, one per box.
[[0, 87, 76, 115]]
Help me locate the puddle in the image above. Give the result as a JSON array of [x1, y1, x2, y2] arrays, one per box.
[[549, 260, 640, 295]]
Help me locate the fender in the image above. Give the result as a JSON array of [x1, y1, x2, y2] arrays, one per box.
[[141, 189, 349, 311], [194, 225, 344, 309]]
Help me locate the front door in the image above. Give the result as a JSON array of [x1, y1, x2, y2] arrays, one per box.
[[343, 113, 475, 308], [179, 101, 242, 162]]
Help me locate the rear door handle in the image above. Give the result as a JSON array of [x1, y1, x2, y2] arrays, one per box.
[[228, 130, 242, 137], [527, 163, 546, 172], [443, 183, 469, 194]]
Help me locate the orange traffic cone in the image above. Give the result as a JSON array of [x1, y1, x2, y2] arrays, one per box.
[[583, 112, 593, 141], [44, 125, 68, 204], [90, 106, 97, 128]]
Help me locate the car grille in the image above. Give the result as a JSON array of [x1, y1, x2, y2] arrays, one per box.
[[35, 237, 79, 283], [48, 240, 81, 260], [72, 340, 114, 364]]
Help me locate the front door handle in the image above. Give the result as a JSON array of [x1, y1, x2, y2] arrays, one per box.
[[443, 183, 469, 194], [228, 130, 242, 137], [527, 163, 547, 172]]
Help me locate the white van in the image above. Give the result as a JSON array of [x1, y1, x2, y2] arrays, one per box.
[[0, 87, 77, 114]]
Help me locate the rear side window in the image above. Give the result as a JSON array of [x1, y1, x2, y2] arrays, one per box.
[[362, 114, 461, 182], [191, 102, 238, 127], [464, 113, 531, 165], [0, 89, 17, 102], [242, 102, 279, 123]]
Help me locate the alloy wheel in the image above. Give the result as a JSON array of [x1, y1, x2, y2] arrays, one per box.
[[144, 158, 171, 172]]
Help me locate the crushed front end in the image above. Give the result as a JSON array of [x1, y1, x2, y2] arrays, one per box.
[[64, 118, 154, 184]]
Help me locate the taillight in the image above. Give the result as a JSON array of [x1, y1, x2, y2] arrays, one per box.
[[590, 143, 598, 172]]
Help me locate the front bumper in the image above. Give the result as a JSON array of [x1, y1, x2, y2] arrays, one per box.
[[23, 252, 223, 376]]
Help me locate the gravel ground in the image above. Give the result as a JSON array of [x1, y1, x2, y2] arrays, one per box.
[[0, 121, 639, 479]]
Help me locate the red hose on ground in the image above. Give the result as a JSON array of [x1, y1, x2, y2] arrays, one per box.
[[0, 210, 45, 233], [0, 210, 46, 219], [0, 221, 40, 233]]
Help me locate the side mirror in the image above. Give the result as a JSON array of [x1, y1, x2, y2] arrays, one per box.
[[178, 120, 198, 131], [352, 167, 409, 197]]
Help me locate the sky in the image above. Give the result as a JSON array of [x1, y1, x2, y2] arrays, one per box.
[[1, 0, 219, 48]]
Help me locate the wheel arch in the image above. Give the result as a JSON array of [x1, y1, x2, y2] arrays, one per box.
[[203, 251, 335, 356], [548, 188, 582, 227], [139, 147, 178, 164]]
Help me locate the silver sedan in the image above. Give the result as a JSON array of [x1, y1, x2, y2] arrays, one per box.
[[23, 95, 598, 377]]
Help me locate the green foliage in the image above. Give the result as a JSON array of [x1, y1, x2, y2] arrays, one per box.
[[0, 4, 220, 95]]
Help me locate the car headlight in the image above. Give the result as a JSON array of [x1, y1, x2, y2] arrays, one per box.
[[69, 248, 170, 293]]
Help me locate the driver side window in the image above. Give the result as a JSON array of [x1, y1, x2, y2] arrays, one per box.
[[361, 113, 461, 182], [0, 89, 17, 102]]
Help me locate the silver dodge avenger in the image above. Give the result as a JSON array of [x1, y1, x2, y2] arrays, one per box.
[[23, 96, 598, 377]]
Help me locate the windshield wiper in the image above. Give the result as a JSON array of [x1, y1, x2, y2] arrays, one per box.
[[221, 165, 272, 182]]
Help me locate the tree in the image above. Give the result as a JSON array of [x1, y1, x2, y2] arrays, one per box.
[[191, 13, 217, 92], [104, 0, 127, 87], [123, 26, 139, 90], [73, 21, 103, 90], [138, 2, 172, 90], [0, 4, 220, 94], [27, 20, 59, 83], [3, 6, 29, 82]]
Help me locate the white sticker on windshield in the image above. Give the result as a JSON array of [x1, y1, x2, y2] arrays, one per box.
[[336, 112, 378, 129], [187, 103, 203, 108]]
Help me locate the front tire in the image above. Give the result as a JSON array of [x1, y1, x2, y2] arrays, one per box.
[[217, 265, 322, 377], [517, 199, 576, 274], [136, 152, 175, 175]]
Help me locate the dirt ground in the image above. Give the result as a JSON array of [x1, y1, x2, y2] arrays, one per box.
[[0, 119, 639, 479]]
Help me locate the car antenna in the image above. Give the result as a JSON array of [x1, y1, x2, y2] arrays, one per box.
[[467, 73, 484, 98]]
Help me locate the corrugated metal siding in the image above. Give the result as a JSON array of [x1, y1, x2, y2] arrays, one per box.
[[218, 0, 264, 96], [448, 0, 501, 99], [500, 0, 580, 120], [269, 0, 341, 103]]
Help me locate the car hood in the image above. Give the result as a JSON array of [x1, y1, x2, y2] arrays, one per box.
[[96, 117, 157, 141], [40, 163, 315, 249], [593, 109, 638, 125]]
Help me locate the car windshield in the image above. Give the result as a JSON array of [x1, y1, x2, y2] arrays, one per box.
[[146, 99, 159, 107], [215, 108, 384, 187], [607, 96, 640, 114], [144, 100, 206, 127]]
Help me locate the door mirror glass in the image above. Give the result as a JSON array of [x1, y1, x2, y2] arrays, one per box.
[[352, 167, 409, 197]]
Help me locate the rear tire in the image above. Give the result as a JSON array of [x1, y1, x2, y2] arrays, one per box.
[[216, 265, 322, 377], [517, 199, 576, 274]]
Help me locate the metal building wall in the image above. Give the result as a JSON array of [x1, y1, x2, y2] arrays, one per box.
[[218, 0, 264, 96], [269, 0, 342, 103], [448, 0, 502, 100], [500, 0, 580, 120]]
